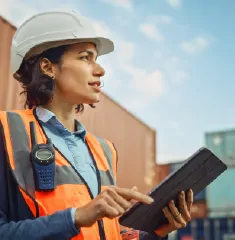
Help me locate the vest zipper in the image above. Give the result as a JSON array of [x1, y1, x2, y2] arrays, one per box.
[[34, 111, 107, 240], [0, 122, 40, 218]]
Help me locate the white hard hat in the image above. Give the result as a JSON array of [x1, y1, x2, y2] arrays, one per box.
[[11, 10, 114, 73]]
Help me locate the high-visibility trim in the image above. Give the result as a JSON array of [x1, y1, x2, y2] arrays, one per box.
[[106, 141, 118, 180], [96, 137, 113, 169], [96, 136, 116, 185], [99, 169, 115, 186], [7, 111, 35, 197], [85, 132, 110, 171]]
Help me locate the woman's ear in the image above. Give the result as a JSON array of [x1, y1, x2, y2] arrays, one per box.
[[40, 58, 57, 79]]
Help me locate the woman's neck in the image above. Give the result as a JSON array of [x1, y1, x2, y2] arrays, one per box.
[[42, 101, 77, 132]]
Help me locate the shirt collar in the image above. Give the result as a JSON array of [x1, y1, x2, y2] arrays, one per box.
[[36, 106, 56, 123], [36, 107, 87, 140]]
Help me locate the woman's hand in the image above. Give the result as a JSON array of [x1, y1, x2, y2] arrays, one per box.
[[74, 186, 154, 228], [155, 189, 193, 237]]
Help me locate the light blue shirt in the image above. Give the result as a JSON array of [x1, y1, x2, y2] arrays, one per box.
[[36, 107, 98, 225]]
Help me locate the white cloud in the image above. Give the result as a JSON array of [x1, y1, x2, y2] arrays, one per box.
[[0, 0, 38, 26], [115, 39, 136, 63], [101, 0, 132, 10], [164, 56, 189, 84], [147, 15, 173, 25], [165, 56, 180, 68], [180, 37, 209, 55], [93, 20, 136, 65], [166, 0, 182, 9], [0, 0, 12, 18], [123, 65, 165, 97], [139, 14, 174, 42], [112, 64, 166, 112], [122, 95, 152, 112], [157, 15, 173, 24], [139, 23, 165, 42], [173, 70, 188, 84], [0, 0, 85, 27], [92, 21, 113, 39]]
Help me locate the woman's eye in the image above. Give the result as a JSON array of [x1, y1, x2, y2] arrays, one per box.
[[80, 55, 89, 61]]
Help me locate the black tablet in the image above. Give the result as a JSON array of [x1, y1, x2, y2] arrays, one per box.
[[119, 147, 227, 233]]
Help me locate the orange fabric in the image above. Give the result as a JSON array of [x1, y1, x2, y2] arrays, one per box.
[[19, 187, 38, 217], [85, 132, 110, 171], [0, 111, 15, 170], [0, 109, 121, 240], [35, 185, 90, 216]]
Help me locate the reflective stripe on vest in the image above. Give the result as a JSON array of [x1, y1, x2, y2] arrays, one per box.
[[96, 136, 116, 186], [0, 109, 122, 240]]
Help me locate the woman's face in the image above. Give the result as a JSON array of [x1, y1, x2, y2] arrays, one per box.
[[48, 42, 105, 106]]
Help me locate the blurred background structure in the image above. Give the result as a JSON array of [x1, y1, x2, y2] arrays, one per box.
[[1, 1, 235, 239], [156, 130, 235, 239]]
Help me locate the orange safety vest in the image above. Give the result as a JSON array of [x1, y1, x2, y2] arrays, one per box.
[[0, 109, 122, 240]]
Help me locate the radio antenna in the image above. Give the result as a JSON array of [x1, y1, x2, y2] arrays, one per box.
[[30, 121, 37, 148]]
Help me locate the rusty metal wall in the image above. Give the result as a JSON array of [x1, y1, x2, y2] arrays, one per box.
[[0, 17, 24, 110], [0, 16, 157, 194], [153, 164, 170, 186]]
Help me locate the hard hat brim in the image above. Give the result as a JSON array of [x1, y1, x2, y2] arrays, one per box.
[[25, 37, 114, 59], [12, 37, 114, 73]]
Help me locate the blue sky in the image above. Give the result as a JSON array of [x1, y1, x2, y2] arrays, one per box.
[[1, 0, 235, 164]]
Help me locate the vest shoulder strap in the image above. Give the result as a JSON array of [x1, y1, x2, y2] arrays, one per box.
[[95, 136, 117, 182], [1, 111, 35, 197]]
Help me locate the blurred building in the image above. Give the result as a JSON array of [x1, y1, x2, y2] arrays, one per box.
[[154, 163, 170, 186], [0, 15, 157, 194], [170, 129, 235, 239], [205, 129, 235, 218]]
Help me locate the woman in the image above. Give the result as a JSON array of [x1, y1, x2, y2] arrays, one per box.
[[0, 10, 193, 240]]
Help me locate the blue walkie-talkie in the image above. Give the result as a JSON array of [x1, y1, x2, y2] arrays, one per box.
[[30, 121, 56, 191]]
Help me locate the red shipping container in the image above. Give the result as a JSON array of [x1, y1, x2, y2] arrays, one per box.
[[191, 201, 208, 219], [153, 164, 170, 186]]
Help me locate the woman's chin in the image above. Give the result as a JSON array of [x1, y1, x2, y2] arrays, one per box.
[[84, 95, 100, 105]]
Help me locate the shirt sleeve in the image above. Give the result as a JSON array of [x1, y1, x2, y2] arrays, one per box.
[[0, 208, 81, 240], [71, 207, 81, 234]]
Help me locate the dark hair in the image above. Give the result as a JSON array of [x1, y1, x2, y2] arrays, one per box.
[[14, 45, 95, 113]]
